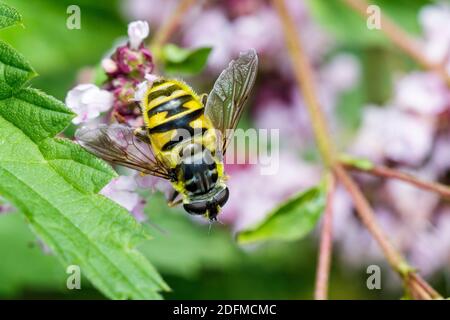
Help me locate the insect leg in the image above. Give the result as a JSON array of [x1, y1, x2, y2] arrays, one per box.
[[168, 199, 183, 207], [168, 190, 179, 202], [167, 190, 182, 207], [200, 93, 208, 106]]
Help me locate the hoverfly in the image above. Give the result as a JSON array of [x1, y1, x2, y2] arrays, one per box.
[[76, 49, 258, 220]]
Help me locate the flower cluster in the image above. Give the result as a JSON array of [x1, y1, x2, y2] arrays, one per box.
[[103, 21, 154, 125], [125, 0, 331, 72], [419, 3, 450, 72], [66, 20, 153, 127], [66, 21, 156, 222], [339, 3, 450, 275]]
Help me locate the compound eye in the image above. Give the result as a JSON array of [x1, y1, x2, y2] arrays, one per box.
[[183, 201, 208, 215], [215, 187, 229, 208]]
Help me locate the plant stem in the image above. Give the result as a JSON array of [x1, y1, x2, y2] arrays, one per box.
[[314, 173, 335, 300], [272, 0, 335, 167], [151, 0, 197, 52], [335, 161, 442, 299], [333, 165, 409, 272], [342, 0, 450, 87], [408, 279, 432, 300], [408, 272, 442, 299], [273, 0, 442, 299], [343, 162, 450, 200], [273, 0, 404, 271]]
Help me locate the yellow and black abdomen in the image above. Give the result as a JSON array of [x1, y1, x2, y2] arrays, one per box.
[[141, 79, 217, 168]]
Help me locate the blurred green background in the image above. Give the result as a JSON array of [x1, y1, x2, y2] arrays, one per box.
[[0, 194, 402, 300], [0, 0, 448, 300]]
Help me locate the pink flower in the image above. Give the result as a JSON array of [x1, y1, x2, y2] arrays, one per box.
[[394, 72, 449, 115], [110, 45, 153, 77], [101, 58, 118, 74], [419, 3, 450, 64], [182, 9, 234, 71], [231, 8, 283, 58], [351, 107, 435, 165], [65, 84, 113, 124], [122, 0, 178, 28], [337, 207, 399, 267], [320, 54, 361, 93], [385, 168, 440, 227], [135, 174, 173, 200], [255, 98, 310, 149], [100, 175, 147, 222], [285, 0, 309, 23], [410, 209, 450, 276], [333, 190, 388, 267], [255, 78, 343, 150]]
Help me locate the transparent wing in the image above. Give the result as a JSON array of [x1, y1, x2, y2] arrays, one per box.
[[75, 124, 172, 180], [205, 49, 258, 154]]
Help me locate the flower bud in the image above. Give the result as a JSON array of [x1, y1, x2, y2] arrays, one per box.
[[128, 20, 150, 50]]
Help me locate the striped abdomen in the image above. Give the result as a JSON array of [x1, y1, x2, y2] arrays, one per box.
[[142, 79, 216, 168]]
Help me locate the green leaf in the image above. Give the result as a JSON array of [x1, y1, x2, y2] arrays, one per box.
[[0, 36, 168, 298], [162, 44, 212, 75], [0, 2, 22, 30], [339, 154, 374, 171], [0, 0, 125, 97], [0, 87, 72, 140], [0, 41, 36, 95], [306, 0, 431, 47], [237, 185, 326, 244], [39, 138, 117, 194]]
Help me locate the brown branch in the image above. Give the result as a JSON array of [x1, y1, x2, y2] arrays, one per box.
[[342, 0, 450, 87], [314, 173, 336, 300], [272, 0, 335, 167], [334, 165, 441, 300], [333, 165, 408, 271], [273, 0, 405, 272], [272, 0, 442, 299], [150, 0, 197, 51], [343, 161, 450, 200], [407, 279, 432, 300], [404, 272, 440, 300], [408, 272, 442, 300]]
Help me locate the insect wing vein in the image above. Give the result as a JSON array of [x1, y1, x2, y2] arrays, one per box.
[[205, 49, 258, 154], [75, 124, 171, 179]]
